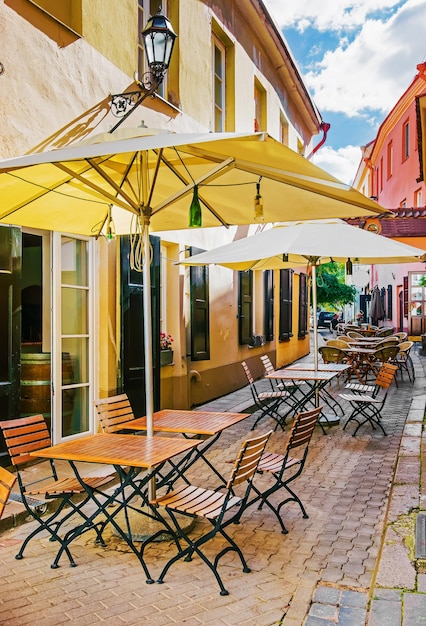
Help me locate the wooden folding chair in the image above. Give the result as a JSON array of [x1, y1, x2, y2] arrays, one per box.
[[241, 361, 291, 431], [243, 406, 322, 534], [95, 393, 136, 433], [143, 430, 272, 596], [260, 355, 305, 404], [0, 466, 16, 519], [0, 414, 114, 567], [339, 363, 398, 436]]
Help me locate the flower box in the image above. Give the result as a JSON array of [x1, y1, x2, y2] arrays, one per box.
[[160, 349, 174, 366]]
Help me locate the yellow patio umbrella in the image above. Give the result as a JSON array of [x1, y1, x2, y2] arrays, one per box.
[[0, 129, 387, 435]]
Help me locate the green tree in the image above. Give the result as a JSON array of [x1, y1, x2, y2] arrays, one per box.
[[315, 262, 356, 308]]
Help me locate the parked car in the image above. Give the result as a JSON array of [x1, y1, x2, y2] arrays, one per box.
[[317, 311, 335, 328]]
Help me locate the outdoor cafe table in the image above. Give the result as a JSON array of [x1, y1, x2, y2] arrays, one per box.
[[120, 409, 251, 487], [31, 433, 200, 575], [265, 368, 341, 430], [343, 346, 380, 383]]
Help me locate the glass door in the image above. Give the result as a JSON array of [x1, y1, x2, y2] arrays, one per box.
[[52, 233, 94, 442], [408, 271, 426, 336]]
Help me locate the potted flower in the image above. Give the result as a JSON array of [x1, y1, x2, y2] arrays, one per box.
[[160, 332, 174, 366]]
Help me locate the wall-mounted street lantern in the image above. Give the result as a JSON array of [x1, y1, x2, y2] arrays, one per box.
[[109, 10, 177, 133]]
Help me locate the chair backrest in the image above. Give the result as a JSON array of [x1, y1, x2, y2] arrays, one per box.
[[326, 339, 348, 349], [0, 414, 51, 468], [94, 393, 135, 433], [395, 332, 408, 342], [285, 406, 322, 456], [398, 340, 413, 355], [336, 335, 352, 344], [376, 337, 399, 348], [376, 345, 399, 363], [0, 466, 16, 519], [347, 331, 363, 339], [376, 327, 395, 337], [241, 361, 255, 386], [375, 363, 398, 389], [318, 346, 346, 364], [260, 355, 275, 377], [227, 430, 272, 489]]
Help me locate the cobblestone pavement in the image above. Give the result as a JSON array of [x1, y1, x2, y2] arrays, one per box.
[[0, 341, 425, 625]]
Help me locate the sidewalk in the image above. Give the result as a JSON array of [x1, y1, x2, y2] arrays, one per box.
[[0, 335, 425, 625]]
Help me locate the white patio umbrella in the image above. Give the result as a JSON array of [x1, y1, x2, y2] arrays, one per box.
[[180, 219, 426, 368], [0, 130, 387, 435]]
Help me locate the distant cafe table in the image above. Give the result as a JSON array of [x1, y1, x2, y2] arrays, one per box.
[[31, 433, 200, 574], [265, 368, 341, 430], [121, 409, 251, 487], [343, 346, 380, 383]]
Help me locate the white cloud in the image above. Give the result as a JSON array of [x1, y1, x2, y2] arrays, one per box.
[[305, 2, 426, 116], [311, 145, 362, 185], [264, 0, 426, 116], [265, 0, 405, 32]]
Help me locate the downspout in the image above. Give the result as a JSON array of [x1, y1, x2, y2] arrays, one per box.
[[306, 122, 331, 160]]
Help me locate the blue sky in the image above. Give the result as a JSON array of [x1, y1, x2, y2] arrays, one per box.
[[263, 0, 426, 184]]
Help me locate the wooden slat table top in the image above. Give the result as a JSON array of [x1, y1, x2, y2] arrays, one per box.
[[123, 410, 251, 436], [286, 363, 351, 372], [344, 346, 379, 355], [266, 369, 337, 381], [31, 433, 200, 468]]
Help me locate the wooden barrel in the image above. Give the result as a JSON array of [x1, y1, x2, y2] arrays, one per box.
[[20, 353, 75, 431]]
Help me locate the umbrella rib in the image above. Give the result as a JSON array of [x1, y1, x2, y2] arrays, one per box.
[[151, 150, 230, 227], [54, 162, 139, 214], [152, 157, 235, 216], [85, 158, 141, 211]]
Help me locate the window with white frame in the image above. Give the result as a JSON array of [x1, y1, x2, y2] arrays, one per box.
[[213, 35, 226, 132], [415, 188, 423, 207]]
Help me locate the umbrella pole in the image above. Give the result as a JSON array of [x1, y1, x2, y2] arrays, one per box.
[[311, 263, 319, 371]]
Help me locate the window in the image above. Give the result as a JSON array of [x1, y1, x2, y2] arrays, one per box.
[[189, 247, 210, 360], [387, 141, 393, 179], [138, 0, 167, 98], [263, 271, 274, 341], [280, 115, 289, 146], [298, 273, 308, 338], [213, 36, 226, 131], [254, 79, 266, 132], [279, 269, 293, 341], [238, 271, 253, 345], [400, 199, 407, 208], [415, 188, 423, 207], [403, 120, 410, 160], [379, 156, 383, 192]]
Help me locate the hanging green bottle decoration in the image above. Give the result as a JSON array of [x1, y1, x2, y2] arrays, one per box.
[[189, 185, 202, 227]]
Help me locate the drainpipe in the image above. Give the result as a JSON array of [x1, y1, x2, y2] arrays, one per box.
[[306, 122, 331, 160]]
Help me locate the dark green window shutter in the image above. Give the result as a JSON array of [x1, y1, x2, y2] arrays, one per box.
[[189, 247, 210, 361], [238, 271, 253, 345], [298, 272, 308, 338], [279, 269, 293, 341], [264, 270, 274, 341]]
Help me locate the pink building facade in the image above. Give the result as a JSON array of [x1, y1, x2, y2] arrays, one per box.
[[353, 63, 426, 336]]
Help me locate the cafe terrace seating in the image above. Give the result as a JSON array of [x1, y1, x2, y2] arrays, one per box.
[[0, 466, 16, 519], [145, 429, 272, 596], [0, 414, 114, 566], [241, 361, 290, 431], [339, 363, 398, 436], [243, 406, 322, 535], [318, 346, 350, 387]]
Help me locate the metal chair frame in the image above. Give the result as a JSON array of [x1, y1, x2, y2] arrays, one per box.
[[0, 414, 113, 567], [243, 406, 322, 534], [339, 363, 398, 436], [143, 430, 272, 596]]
